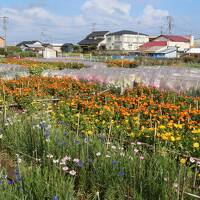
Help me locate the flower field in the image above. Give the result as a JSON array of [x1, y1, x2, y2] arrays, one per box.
[[0, 63, 199, 199]]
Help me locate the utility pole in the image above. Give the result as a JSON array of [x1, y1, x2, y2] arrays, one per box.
[[167, 16, 173, 35], [0, 16, 8, 53]]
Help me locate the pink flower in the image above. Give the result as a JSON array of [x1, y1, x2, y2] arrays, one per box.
[[140, 156, 144, 160]]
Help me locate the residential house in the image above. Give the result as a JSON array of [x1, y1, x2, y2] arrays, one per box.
[[78, 31, 109, 51], [152, 35, 194, 51], [17, 41, 44, 54], [106, 30, 149, 51], [139, 41, 178, 58], [61, 43, 74, 53], [0, 36, 5, 48], [49, 43, 64, 53]]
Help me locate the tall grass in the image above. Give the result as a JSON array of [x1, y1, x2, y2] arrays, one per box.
[[0, 110, 199, 200]]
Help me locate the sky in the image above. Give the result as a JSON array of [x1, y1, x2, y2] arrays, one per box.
[[0, 0, 199, 44]]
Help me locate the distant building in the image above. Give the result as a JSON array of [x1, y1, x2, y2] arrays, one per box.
[[61, 43, 74, 53], [43, 47, 57, 59], [194, 38, 200, 47], [78, 31, 109, 51], [186, 48, 200, 58], [0, 36, 5, 48], [17, 41, 44, 53], [139, 41, 179, 58], [152, 35, 193, 51], [106, 30, 149, 51]]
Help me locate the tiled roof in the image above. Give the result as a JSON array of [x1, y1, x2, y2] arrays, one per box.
[[141, 41, 168, 48], [17, 41, 41, 46], [156, 35, 190, 42], [87, 31, 109, 38], [78, 38, 104, 46], [107, 30, 148, 36]]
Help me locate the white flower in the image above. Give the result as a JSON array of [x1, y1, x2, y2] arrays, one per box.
[[137, 142, 142, 145], [73, 158, 80, 163], [62, 166, 69, 171], [69, 170, 76, 176], [105, 155, 111, 158], [111, 145, 117, 150], [46, 138, 50, 143], [120, 152, 125, 157], [96, 152, 101, 157], [134, 148, 139, 153], [53, 159, 59, 164], [190, 157, 195, 163], [62, 156, 71, 162], [173, 183, 179, 188], [47, 154, 54, 159], [60, 161, 66, 165], [0, 134, 3, 139]]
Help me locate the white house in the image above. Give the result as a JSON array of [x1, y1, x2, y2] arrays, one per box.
[[43, 47, 57, 59], [106, 30, 149, 51], [16, 41, 44, 54]]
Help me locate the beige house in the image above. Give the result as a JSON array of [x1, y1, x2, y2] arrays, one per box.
[[0, 37, 5, 48], [106, 30, 149, 51], [152, 35, 193, 51]]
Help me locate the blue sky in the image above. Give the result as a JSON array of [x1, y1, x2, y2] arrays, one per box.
[[0, 0, 199, 44]]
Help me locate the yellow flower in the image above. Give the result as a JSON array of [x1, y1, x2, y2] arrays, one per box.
[[176, 136, 182, 141], [159, 125, 166, 129], [174, 124, 183, 129], [193, 142, 199, 148], [60, 113, 64, 118], [130, 132, 135, 138], [180, 158, 187, 165], [192, 129, 200, 134], [133, 117, 138, 121], [86, 130, 93, 136], [170, 136, 175, 142], [124, 119, 129, 124]]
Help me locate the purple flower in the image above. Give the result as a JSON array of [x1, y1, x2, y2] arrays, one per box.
[[7, 179, 15, 185], [39, 122, 46, 130], [63, 132, 69, 136], [119, 171, 125, 177], [112, 160, 119, 165], [52, 196, 59, 200], [77, 160, 84, 168]]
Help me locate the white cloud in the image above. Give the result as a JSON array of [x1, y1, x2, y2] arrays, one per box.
[[139, 5, 169, 26], [82, 0, 132, 24], [82, 0, 131, 16], [0, 7, 87, 43], [0, 2, 170, 44]]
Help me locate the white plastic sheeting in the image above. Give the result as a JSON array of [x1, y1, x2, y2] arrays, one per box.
[[0, 64, 29, 80], [42, 65, 200, 92], [0, 62, 199, 92]]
